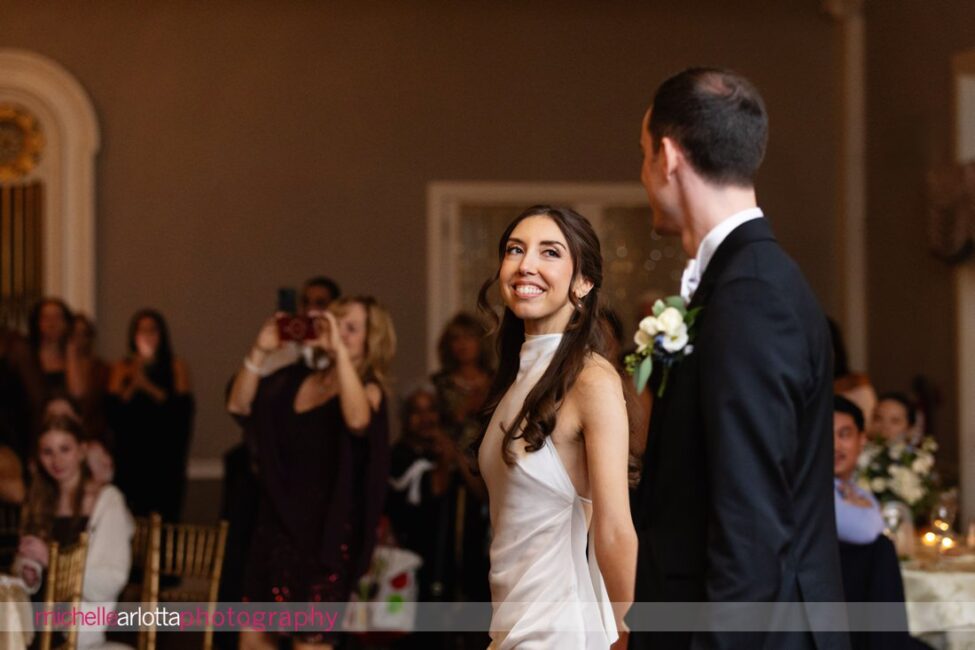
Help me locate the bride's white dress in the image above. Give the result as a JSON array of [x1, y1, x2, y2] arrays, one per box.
[[478, 333, 617, 649]]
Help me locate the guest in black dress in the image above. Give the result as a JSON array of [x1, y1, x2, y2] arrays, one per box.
[[106, 309, 193, 521], [28, 298, 92, 409], [227, 295, 395, 650]]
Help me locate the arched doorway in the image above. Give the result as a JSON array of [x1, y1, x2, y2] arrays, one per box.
[[0, 48, 99, 327]]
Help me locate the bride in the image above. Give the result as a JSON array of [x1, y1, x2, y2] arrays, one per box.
[[476, 205, 637, 649]]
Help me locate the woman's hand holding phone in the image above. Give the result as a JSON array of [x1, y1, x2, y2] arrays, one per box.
[[251, 317, 282, 363], [310, 311, 344, 358]]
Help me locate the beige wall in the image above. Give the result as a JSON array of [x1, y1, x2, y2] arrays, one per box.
[[1, 1, 842, 461], [865, 0, 975, 479]]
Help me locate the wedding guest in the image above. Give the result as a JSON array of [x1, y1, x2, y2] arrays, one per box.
[[71, 313, 111, 444], [106, 309, 194, 521], [430, 313, 492, 603], [833, 396, 884, 544], [0, 445, 25, 504], [871, 392, 918, 444], [0, 327, 45, 460], [228, 295, 394, 650], [14, 415, 133, 649], [28, 298, 91, 403], [431, 312, 493, 447], [301, 276, 341, 313], [387, 386, 484, 603], [253, 275, 344, 379], [44, 395, 114, 485]]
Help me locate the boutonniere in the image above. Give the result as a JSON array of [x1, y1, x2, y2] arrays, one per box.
[[624, 297, 701, 396]]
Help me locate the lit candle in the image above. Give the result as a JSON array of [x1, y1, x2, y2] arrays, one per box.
[[922, 532, 941, 547], [942, 536, 956, 551]]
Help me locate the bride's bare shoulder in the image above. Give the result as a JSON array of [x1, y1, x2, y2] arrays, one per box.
[[572, 353, 623, 400]]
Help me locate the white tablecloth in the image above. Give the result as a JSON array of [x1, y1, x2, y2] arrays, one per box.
[[0, 574, 32, 650], [903, 557, 975, 650]]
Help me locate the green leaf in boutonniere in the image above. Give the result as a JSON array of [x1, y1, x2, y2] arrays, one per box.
[[664, 296, 687, 315], [634, 356, 653, 395]]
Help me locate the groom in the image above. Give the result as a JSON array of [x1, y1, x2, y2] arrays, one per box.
[[630, 68, 849, 649]]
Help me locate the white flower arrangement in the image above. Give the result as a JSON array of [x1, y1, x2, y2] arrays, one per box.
[[625, 296, 701, 396], [858, 435, 938, 517]]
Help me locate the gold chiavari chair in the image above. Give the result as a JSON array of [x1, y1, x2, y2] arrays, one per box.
[[139, 519, 228, 650], [39, 532, 89, 650], [121, 513, 162, 650]]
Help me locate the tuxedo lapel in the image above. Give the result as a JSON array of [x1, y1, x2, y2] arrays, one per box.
[[638, 218, 777, 524], [688, 217, 777, 311]]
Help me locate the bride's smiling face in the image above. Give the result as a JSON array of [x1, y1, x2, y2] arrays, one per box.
[[498, 215, 592, 335]]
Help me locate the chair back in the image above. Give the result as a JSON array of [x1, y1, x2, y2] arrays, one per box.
[[39, 532, 89, 650], [129, 514, 162, 650], [140, 519, 228, 650]]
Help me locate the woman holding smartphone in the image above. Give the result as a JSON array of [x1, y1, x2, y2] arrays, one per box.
[[227, 296, 395, 650]]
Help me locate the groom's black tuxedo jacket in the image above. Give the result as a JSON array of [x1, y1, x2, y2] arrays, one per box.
[[631, 218, 849, 650]]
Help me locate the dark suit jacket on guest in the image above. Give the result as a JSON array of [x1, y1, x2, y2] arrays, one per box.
[[630, 218, 850, 650]]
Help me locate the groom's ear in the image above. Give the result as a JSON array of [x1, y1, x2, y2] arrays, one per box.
[[660, 136, 683, 179]]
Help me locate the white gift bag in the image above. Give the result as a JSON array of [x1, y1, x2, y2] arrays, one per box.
[[343, 545, 423, 633]]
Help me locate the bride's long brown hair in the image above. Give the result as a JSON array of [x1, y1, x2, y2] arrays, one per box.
[[475, 205, 608, 464]]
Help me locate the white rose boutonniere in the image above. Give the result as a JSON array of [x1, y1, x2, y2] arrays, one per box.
[[624, 296, 701, 396]]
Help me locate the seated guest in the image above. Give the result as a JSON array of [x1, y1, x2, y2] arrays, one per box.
[[44, 395, 114, 485], [834, 395, 884, 544], [14, 415, 133, 649], [871, 392, 919, 444]]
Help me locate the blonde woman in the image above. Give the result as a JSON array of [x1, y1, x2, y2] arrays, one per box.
[[228, 296, 395, 650]]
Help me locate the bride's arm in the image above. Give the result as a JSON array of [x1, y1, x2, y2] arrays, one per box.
[[578, 357, 638, 632]]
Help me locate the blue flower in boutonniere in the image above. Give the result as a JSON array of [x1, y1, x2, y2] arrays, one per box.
[[624, 296, 701, 397]]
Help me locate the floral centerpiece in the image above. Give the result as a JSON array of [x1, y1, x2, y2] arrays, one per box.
[[858, 436, 938, 519], [624, 296, 700, 396]]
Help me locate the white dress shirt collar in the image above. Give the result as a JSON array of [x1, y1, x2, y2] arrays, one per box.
[[695, 206, 764, 277], [680, 207, 764, 301]]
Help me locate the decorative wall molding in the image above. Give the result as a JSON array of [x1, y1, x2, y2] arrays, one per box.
[[953, 49, 975, 524], [824, 0, 868, 372], [0, 48, 99, 316]]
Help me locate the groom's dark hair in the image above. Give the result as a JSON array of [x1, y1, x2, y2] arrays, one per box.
[[648, 67, 768, 187]]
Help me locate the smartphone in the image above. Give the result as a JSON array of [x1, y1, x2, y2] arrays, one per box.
[[276, 287, 316, 341], [277, 314, 316, 341]]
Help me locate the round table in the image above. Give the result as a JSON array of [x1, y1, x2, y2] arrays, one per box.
[[903, 555, 975, 649]]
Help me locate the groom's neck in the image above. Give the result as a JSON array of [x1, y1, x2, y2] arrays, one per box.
[[680, 181, 758, 257]]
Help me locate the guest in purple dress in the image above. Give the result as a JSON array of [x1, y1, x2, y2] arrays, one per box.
[[227, 295, 395, 650]]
